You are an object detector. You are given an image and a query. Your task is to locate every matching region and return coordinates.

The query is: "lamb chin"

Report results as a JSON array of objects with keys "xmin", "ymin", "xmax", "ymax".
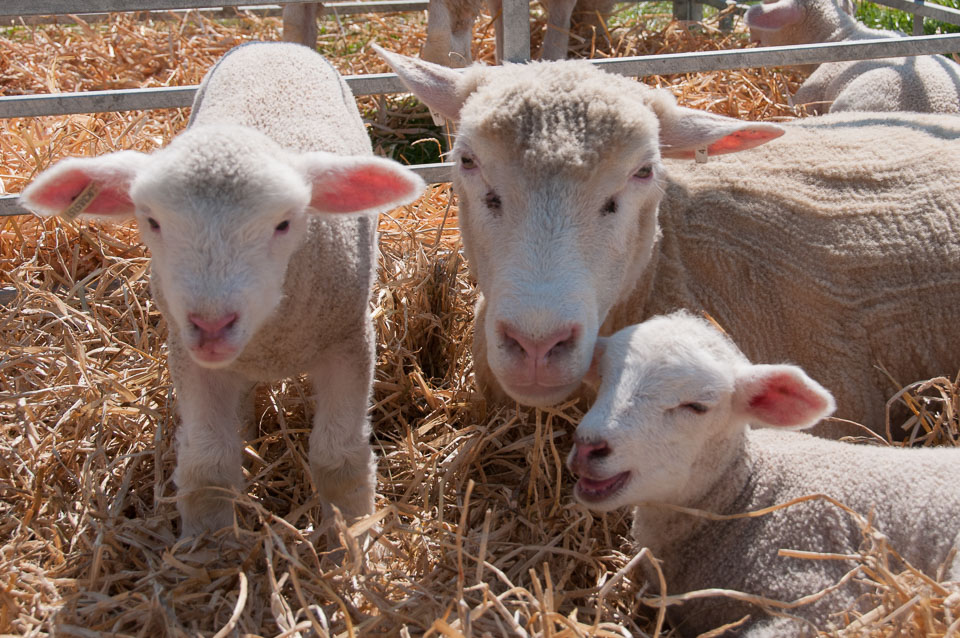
[
  {"xmin": 504, "ymin": 379, "xmax": 582, "ymax": 408},
  {"xmin": 575, "ymin": 471, "xmax": 631, "ymax": 508}
]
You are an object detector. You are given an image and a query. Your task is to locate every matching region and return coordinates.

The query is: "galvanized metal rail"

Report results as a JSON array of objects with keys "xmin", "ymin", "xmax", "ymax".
[
  {"xmin": 0, "ymin": 1, "xmax": 431, "ymax": 23},
  {"xmin": 4, "ymin": 33, "xmax": 960, "ymax": 120},
  {"xmin": 4, "ymin": 0, "xmax": 319, "ymax": 16}
]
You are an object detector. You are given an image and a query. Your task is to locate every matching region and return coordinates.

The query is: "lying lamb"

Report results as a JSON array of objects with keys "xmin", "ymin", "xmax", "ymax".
[
  {"xmin": 21, "ymin": 42, "xmax": 425, "ymax": 536},
  {"xmin": 745, "ymin": 0, "xmax": 960, "ymax": 113},
  {"xmin": 568, "ymin": 312, "xmax": 960, "ymax": 636},
  {"xmin": 421, "ymin": 0, "xmax": 614, "ymax": 68},
  {"xmin": 378, "ymin": 48, "xmax": 960, "ymax": 436}
]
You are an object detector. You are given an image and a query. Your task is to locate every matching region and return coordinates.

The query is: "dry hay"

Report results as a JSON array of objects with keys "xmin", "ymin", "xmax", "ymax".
[{"xmin": 1, "ymin": 8, "xmax": 958, "ymax": 638}]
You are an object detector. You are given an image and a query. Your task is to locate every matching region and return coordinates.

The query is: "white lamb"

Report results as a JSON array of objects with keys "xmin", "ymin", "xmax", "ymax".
[
  {"xmin": 21, "ymin": 42, "xmax": 425, "ymax": 536},
  {"xmin": 378, "ymin": 48, "xmax": 960, "ymax": 436},
  {"xmin": 745, "ymin": 0, "xmax": 960, "ymax": 113},
  {"xmin": 568, "ymin": 311, "xmax": 960, "ymax": 636}
]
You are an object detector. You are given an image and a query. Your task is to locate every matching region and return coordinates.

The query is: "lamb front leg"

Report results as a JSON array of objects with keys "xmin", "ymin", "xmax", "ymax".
[
  {"xmin": 308, "ymin": 336, "xmax": 377, "ymax": 527},
  {"xmin": 172, "ymin": 356, "xmax": 249, "ymax": 537},
  {"xmin": 542, "ymin": 0, "xmax": 577, "ymax": 60}
]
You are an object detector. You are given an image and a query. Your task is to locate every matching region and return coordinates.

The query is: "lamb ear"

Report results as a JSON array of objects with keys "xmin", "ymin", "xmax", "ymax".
[
  {"xmin": 655, "ymin": 102, "xmax": 785, "ymax": 159},
  {"xmin": 373, "ymin": 44, "xmax": 470, "ymax": 122},
  {"xmin": 733, "ymin": 364, "xmax": 836, "ymax": 429},
  {"xmin": 744, "ymin": 0, "xmax": 803, "ymax": 31},
  {"xmin": 301, "ymin": 152, "xmax": 426, "ymax": 215},
  {"xmin": 20, "ymin": 151, "xmax": 150, "ymax": 220}
]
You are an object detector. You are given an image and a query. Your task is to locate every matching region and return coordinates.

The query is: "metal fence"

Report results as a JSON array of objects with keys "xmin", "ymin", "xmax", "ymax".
[{"xmin": 3, "ymin": 0, "xmax": 960, "ymax": 215}]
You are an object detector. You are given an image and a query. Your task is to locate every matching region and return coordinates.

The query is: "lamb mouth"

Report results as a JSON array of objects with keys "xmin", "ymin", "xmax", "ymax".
[{"xmin": 576, "ymin": 471, "xmax": 630, "ymax": 503}]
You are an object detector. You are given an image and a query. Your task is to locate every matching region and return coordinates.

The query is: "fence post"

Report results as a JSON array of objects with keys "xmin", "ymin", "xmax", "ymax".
[
  {"xmin": 914, "ymin": 0, "xmax": 925, "ymax": 34},
  {"xmin": 673, "ymin": 0, "xmax": 703, "ymax": 22},
  {"xmin": 501, "ymin": 0, "xmax": 531, "ymax": 62}
]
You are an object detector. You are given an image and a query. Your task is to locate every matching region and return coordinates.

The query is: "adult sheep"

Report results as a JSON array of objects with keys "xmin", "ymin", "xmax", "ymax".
[
  {"xmin": 421, "ymin": 0, "xmax": 615, "ymax": 68},
  {"xmin": 567, "ymin": 311, "xmax": 960, "ymax": 636},
  {"xmin": 21, "ymin": 43, "xmax": 425, "ymax": 537},
  {"xmin": 745, "ymin": 0, "xmax": 960, "ymax": 113},
  {"xmin": 377, "ymin": 48, "xmax": 960, "ymax": 436}
]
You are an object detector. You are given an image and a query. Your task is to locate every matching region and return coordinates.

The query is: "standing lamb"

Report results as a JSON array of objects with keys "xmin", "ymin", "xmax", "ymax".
[
  {"xmin": 377, "ymin": 48, "xmax": 960, "ymax": 435},
  {"xmin": 421, "ymin": 0, "xmax": 615, "ymax": 68},
  {"xmin": 567, "ymin": 311, "xmax": 960, "ymax": 636},
  {"xmin": 21, "ymin": 43, "xmax": 425, "ymax": 537},
  {"xmin": 745, "ymin": 0, "xmax": 960, "ymax": 113}
]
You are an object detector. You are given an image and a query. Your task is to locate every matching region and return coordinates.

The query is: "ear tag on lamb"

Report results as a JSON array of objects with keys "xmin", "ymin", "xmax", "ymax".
[
  {"xmin": 695, "ymin": 147, "xmax": 709, "ymax": 164},
  {"xmin": 59, "ymin": 181, "xmax": 101, "ymax": 221}
]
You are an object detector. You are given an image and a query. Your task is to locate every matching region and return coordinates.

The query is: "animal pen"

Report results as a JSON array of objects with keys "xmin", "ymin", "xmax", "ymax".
[{"xmin": 2, "ymin": 1, "xmax": 960, "ymax": 636}]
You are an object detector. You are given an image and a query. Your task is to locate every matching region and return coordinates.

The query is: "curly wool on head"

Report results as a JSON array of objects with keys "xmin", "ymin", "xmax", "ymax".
[{"xmin": 459, "ymin": 61, "xmax": 661, "ymax": 175}]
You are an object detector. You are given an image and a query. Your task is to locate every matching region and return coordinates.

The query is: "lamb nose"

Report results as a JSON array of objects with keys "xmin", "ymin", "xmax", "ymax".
[
  {"xmin": 574, "ymin": 439, "xmax": 611, "ymax": 466},
  {"xmin": 188, "ymin": 313, "xmax": 238, "ymax": 338},
  {"xmin": 502, "ymin": 324, "xmax": 579, "ymax": 361}
]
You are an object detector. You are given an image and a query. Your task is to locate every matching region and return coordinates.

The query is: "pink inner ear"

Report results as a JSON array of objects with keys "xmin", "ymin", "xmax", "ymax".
[
  {"xmin": 311, "ymin": 165, "xmax": 416, "ymax": 213},
  {"xmin": 27, "ymin": 168, "xmax": 134, "ymax": 216},
  {"xmin": 747, "ymin": 372, "xmax": 829, "ymax": 427},
  {"xmin": 707, "ymin": 128, "xmax": 785, "ymax": 155}
]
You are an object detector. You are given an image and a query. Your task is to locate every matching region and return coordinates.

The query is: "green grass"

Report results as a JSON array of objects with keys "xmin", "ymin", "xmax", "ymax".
[{"xmin": 857, "ymin": 0, "xmax": 960, "ymax": 33}]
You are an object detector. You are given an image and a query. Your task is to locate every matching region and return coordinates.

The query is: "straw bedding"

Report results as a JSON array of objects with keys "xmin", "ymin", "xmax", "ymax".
[{"xmin": 1, "ymin": 8, "xmax": 958, "ymax": 637}]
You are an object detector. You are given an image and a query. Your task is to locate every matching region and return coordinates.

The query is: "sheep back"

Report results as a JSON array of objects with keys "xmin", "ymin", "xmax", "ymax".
[{"xmin": 614, "ymin": 111, "xmax": 960, "ymax": 433}]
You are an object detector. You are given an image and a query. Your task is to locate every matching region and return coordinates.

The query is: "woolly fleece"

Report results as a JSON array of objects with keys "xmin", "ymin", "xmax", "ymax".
[{"xmin": 610, "ymin": 111, "xmax": 960, "ymax": 435}]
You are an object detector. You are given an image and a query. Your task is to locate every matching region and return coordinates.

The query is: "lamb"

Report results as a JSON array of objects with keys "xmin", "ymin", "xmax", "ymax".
[
  {"xmin": 20, "ymin": 42, "xmax": 425, "ymax": 537},
  {"xmin": 745, "ymin": 0, "xmax": 960, "ymax": 113},
  {"xmin": 567, "ymin": 311, "xmax": 960, "ymax": 636},
  {"xmin": 377, "ymin": 48, "xmax": 960, "ymax": 436},
  {"xmin": 421, "ymin": 0, "xmax": 615, "ymax": 68}
]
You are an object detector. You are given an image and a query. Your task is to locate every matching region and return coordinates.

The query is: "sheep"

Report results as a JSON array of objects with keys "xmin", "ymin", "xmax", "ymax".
[
  {"xmin": 20, "ymin": 42, "xmax": 425, "ymax": 537},
  {"xmin": 421, "ymin": 0, "xmax": 615, "ymax": 68},
  {"xmin": 376, "ymin": 48, "xmax": 960, "ymax": 436},
  {"xmin": 567, "ymin": 311, "xmax": 960, "ymax": 636},
  {"xmin": 745, "ymin": 0, "xmax": 960, "ymax": 114}
]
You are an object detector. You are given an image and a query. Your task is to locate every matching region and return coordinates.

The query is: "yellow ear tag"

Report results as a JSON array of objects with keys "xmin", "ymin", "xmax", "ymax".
[
  {"xmin": 60, "ymin": 181, "xmax": 101, "ymax": 221},
  {"xmin": 695, "ymin": 147, "xmax": 708, "ymax": 164}
]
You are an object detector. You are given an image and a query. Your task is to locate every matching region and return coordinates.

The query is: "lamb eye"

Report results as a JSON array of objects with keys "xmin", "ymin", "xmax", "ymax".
[
  {"xmin": 147, "ymin": 217, "xmax": 160, "ymax": 231},
  {"xmin": 682, "ymin": 402, "xmax": 709, "ymax": 414},
  {"xmin": 275, "ymin": 220, "xmax": 290, "ymax": 233},
  {"xmin": 484, "ymin": 190, "xmax": 502, "ymax": 215},
  {"xmin": 601, "ymin": 197, "xmax": 617, "ymax": 216},
  {"xmin": 634, "ymin": 165, "xmax": 653, "ymax": 180},
  {"xmin": 460, "ymin": 155, "xmax": 477, "ymax": 170}
]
